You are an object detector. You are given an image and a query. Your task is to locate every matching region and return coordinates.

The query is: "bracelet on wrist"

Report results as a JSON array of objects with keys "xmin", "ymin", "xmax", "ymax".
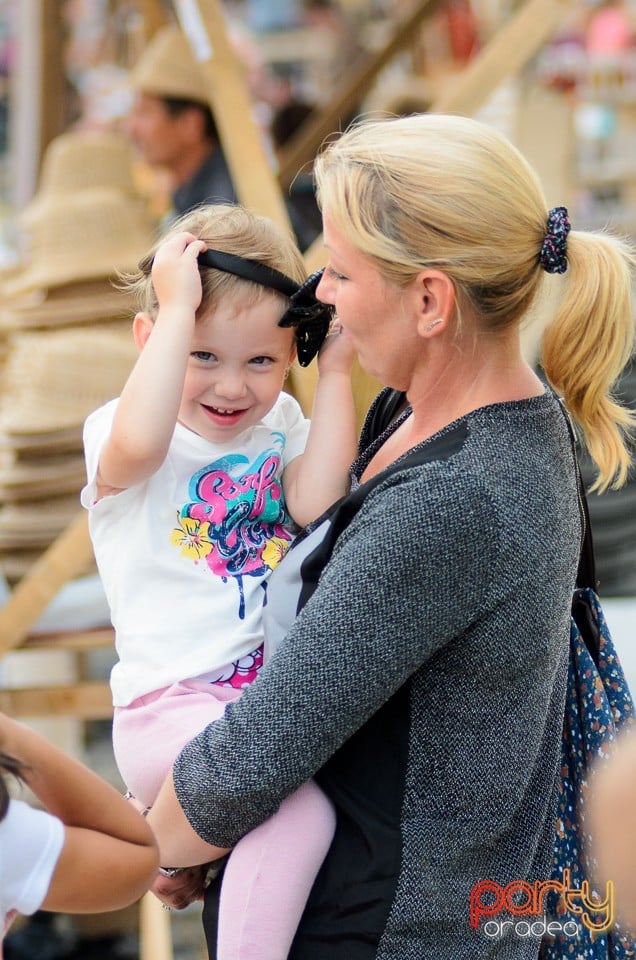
[{"xmin": 124, "ymin": 790, "xmax": 151, "ymax": 817}]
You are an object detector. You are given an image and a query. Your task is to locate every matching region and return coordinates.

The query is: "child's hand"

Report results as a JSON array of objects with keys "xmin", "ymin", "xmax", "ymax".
[
  {"xmin": 316, "ymin": 320, "xmax": 356, "ymax": 377},
  {"xmin": 151, "ymin": 232, "xmax": 206, "ymax": 316}
]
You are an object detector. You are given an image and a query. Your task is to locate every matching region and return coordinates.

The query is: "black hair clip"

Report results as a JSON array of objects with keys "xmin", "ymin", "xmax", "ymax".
[{"xmin": 278, "ymin": 270, "xmax": 334, "ymax": 367}]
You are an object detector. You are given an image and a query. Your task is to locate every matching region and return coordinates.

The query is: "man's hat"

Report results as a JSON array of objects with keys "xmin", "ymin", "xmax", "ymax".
[{"xmin": 128, "ymin": 26, "xmax": 210, "ymax": 105}]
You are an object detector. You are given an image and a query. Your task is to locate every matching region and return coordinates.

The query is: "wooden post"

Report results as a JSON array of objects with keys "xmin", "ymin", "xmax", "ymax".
[
  {"xmin": 9, "ymin": 1, "xmax": 42, "ymax": 206},
  {"xmin": 173, "ymin": 0, "xmax": 292, "ymax": 233},
  {"xmin": 431, "ymin": 0, "xmax": 579, "ymax": 116},
  {"xmin": 277, "ymin": 0, "xmax": 436, "ymax": 191},
  {"xmin": 0, "ymin": 513, "xmax": 94, "ymax": 657},
  {"xmin": 139, "ymin": 892, "xmax": 174, "ymax": 960},
  {"xmin": 40, "ymin": 0, "xmax": 71, "ymax": 160},
  {"xmin": 135, "ymin": 0, "xmax": 170, "ymax": 40}
]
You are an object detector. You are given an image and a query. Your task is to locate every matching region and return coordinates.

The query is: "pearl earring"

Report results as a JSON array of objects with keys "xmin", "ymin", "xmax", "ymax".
[{"xmin": 426, "ymin": 318, "xmax": 443, "ymax": 333}]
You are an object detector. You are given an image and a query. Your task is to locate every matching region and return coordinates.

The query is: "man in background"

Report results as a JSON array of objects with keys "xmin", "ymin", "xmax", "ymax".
[
  {"xmin": 126, "ymin": 26, "xmax": 236, "ymax": 224},
  {"xmin": 125, "ymin": 25, "xmax": 319, "ymax": 250}
]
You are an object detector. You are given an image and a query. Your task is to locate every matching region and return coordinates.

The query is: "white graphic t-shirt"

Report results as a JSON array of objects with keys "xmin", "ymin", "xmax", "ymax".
[{"xmin": 82, "ymin": 392, "xmax": 310, "ymax": 705}]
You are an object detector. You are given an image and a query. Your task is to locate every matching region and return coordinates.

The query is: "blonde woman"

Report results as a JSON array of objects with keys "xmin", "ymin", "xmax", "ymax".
[{"xmin": 146, "ymin": 114, "xmax": 635, "ymax": 960}]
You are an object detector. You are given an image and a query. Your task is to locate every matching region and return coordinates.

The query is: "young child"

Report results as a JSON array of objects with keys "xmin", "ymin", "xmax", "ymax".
[
  {"xmin": 81, "ymin": 203, "xmax": 357, "ymax": 959},
  {"xmin": 0, "ymin": 712, "xmax": 158, "ymax": 948}
]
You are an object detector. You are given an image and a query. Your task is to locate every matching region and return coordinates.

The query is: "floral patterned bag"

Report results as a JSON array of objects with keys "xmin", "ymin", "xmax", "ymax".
[{"xmin": 541, "ymin": 414, "xmax": 635, "ymax": 959}]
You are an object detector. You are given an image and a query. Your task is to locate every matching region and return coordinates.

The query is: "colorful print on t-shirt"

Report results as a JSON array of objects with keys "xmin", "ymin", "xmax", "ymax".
[{"xmin": 170, "ymin": 441, "xmax": 293, "ymax": 617}]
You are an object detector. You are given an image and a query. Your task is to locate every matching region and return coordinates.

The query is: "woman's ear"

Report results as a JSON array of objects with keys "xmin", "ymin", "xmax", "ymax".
[
  {"xmin": 412, "ymin": 270, "xmax": 456, "ymax": 338},
  {"xmin": 132, "ymin": 312, "xmax": 154, "ymax": 351}
]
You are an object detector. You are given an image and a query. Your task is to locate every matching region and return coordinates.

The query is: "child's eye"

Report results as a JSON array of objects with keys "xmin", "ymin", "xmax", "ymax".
[
  {"xmin": 192, "ymin": 351, "xmax": 216, "ymax": 362},
  {"xmin": 249, "ymin": 356, "xmax": 274, "ymax": 366}
]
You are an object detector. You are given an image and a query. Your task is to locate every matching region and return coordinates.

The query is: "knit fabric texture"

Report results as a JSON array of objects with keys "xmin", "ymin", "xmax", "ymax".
[{"xmin": 174, "ymin": 391, "xmax": 581, "ymax": 959}]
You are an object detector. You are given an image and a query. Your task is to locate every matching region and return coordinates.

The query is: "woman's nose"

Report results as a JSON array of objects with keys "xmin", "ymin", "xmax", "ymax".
[{"xmin": 315, "ymin": 269, "xmax": 334, "ymax": 305}]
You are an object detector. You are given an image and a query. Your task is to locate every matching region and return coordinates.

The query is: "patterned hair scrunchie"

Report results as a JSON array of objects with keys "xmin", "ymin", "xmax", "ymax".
[{"xmin": 539, "ymin": 206, "xmax": 570, "ymax": 274}]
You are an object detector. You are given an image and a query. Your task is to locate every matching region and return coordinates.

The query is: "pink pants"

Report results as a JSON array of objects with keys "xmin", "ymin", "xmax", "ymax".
[{"xmin": 113, "ymin": 681, "xmax": 335, "ymax": 960}]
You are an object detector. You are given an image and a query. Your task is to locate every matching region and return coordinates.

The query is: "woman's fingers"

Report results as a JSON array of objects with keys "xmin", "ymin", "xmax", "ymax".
[{"xmin": 151, "ymin": 866, "xmax": 207, "ymax": 909}]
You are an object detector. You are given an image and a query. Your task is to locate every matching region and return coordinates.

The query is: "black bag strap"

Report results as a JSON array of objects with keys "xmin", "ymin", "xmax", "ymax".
[{"xmin": 555, "ymin": 397, "xmax": 598, "ymax": 592}]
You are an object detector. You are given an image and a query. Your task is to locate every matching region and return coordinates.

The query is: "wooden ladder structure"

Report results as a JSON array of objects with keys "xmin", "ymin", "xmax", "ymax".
[{"xmin": 0, "ymin": 0, "xmax": 578, "ymax": 957}]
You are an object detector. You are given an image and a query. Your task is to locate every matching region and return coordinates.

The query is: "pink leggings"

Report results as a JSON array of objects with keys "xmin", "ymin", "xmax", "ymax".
[{"xmin": 113, "ymin": 681, "xmax": 336, "ymax": 960}]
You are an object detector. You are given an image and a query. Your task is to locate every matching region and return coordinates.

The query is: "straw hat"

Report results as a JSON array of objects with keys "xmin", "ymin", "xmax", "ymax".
[
  {"xmin": 0, "ymin": 495, "xmax": 82, "ymax": 547},
  {"xmin": 1, "ymin": 425, "xmax": 84, "ymax": 458},
  {"xmin": 0, "ymin": 280, "xmax": 136, "ymax": 332},
  {"xmin": 0, "ymin": 453, "xmax": 87, "ymax": 501},
  {"xmin": 1, "ymin": 549, "xmax": 54, "ymax": 581},
  {"xmin": 21, "ymin": 129, "xmax": 141, "ymax": 225},
  {"xmin": 0, "ymin": 326, "xmax": 136, "ymax": 435},
  {"xmin": 129, "ymin": 26, "xmax": 210, "ymax": 104},
  {"xmin": 4, "ymin": 187, "xmax": 154, "ymax": 296},
  {"xmin": 0, "ymin": 546, "xmax": 96, "ymax": 583}
]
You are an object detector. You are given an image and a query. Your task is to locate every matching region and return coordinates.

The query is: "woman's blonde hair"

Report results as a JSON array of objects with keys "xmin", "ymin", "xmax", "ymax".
[
  {"xmin": 122, "ymin": 203, "xmax": 306, "ymax": 318},
  {"xmin": 314, "ymin": 113, "xmax": 636, "ymax": 490}
]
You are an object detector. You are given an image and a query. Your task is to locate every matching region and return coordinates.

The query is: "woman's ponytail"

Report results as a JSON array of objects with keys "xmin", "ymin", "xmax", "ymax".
[{"xmin": 541, "ymin": 229, "xmax": 636, "ymax": 491}]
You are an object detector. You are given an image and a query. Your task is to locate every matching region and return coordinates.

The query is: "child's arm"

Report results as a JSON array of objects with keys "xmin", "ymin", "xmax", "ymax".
[
  {"xmin": 95, "ymin": 232, "xmax": 205, "ymax": 498},
  {"xmin": 283, "ymin": 324, "xmax": 357, "ymax": 527},
  {"xmin": 0, "ymin": 712, "xmax": 159, "ymax": 913}
]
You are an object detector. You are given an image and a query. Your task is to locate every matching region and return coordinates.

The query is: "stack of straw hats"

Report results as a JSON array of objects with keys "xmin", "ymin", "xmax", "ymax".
[
  {"xmin": 0, "ymin": 128, "xmax": 153, "ymax": 581},
  {"xmin": 0, "ymin": 330, "xmax": 136, "ymax": 573},
  {"xmin": 0, "ymin": 128, "xmax": 154, "ymax": 329}
]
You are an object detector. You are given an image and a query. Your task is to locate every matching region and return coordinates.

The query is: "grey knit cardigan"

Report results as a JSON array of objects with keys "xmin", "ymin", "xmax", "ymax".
[{"xmin": 174, "ymin": 391, "xmax": 581, "ymax": 959}]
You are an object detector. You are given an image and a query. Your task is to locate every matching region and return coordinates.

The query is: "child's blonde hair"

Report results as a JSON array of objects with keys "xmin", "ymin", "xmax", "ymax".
[
  {"xmin": 124, "ymin": 203, "xmax": 306, "ymax": 318},
  {"xmin": 314, "ymin": 113, "xmax": 636, "ymax": 491}
]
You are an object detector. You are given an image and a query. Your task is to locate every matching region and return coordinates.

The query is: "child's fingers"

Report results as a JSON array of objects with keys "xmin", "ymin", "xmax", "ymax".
[
  {"xmin": 183, "ymin": 236, "xmax": 208, "ymax": 261},
  {"xmin": 153, "ymin": 232, "xmax": 204, "ymax": 267}
]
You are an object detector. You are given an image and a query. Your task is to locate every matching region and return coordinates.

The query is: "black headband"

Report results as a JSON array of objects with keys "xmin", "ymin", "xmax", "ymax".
[
  {"xmin": 197, "ymin": 249, "xmax": 299, "ymax": 297},
  {"xmin": 197, "ymin": 248, "xmax": 334, "ymax": 367}
]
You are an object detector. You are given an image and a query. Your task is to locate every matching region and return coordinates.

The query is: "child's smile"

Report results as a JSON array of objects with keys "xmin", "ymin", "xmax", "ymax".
[{"xmin": 178, "ymin": 293, "xmax": 296, "ymax": 444}]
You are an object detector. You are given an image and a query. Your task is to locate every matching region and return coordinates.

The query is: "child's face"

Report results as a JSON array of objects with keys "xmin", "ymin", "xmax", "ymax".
[{"xmin": 178, "ymin": 293, "xmax": 297, "ymax": 444}]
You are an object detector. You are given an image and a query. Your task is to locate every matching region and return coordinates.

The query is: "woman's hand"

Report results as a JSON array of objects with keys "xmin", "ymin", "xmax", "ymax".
[
  {"xmin": 151, "ymin": 865, "xmax": 208, "ymax": 910},
  {"xmin": 316, "ymin": 320, "xmax": 356, "ymax": 377}
]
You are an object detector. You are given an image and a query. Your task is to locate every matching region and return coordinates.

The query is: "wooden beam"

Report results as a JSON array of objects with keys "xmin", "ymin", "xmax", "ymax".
[
  {"xmin": 173, "ymin": 0, "xmax": 292, "ymax": 233},
  {"xmin": 135, "ymin": 0, "xmax": 169, "ymax": 40},
  {"xmin": 21, "ymin": 628, "xmax": 114, "ymax": 653},
  {"xmin": 431, "ymin": 0, "xmax": 579, "ymax": 116},
  {"xmin": 0, "ymin": 681, "xmax": 113, "ymax": 719},
  {"xmin": 0, "ymin": 512, "xmax": 94, "ymax": 657},
  {"xmin": 277, "ymin": 0, "xmax": 436, "ymax": 190},
  {"xmin": 139, "ymin": 892, "xmax": 174, "ymax": 960},
  {"xmin": 39, "ymin": 0, "xmax": 69, "ymax": 162}
]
